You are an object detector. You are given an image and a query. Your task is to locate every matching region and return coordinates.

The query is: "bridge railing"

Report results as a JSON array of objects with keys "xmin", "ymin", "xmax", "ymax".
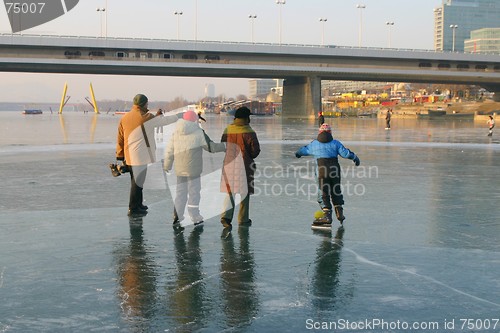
[{"xmin": 0, "ymin": 32, "xmax": 445, "ymax": 54}]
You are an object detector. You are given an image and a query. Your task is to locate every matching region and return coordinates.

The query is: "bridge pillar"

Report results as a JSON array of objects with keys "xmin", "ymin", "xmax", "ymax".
[{"xmin": 282, "ymin": 76, "xmax": 321, "ymax": 118}]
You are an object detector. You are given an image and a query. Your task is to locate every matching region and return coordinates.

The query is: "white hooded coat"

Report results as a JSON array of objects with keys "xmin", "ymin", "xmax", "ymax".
[{"xmin": 164, "ymin": 119, "xmax": 225, "ymax": 177}]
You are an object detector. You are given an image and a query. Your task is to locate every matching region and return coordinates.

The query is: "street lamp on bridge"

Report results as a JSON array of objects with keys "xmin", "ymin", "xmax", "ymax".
[
  {"xmin": 96, "ymin": 7, "xmax": 105, "ymax": 38},
  {"xmin": 174, "ymin": 11, "xmax": 183, "ymax": 40},
  {"xmin": 319, "ymin": 18, "xmax": 327, "ymax": 46},
  {"xmin": 450, "ymin": 24, "xmax": 458, "ymax": 52},
  {"xmin": 276, "ymin": 0, "xmax": 286, "ymax": 45},
  {"xmin": 386, "ymin": 21, "xmax": 394, "ymax": 48},
  {"xmin": 356, "ymin": 4, "xmax": 366, "ymax": 47},
  {"xmin": 194, "ymin": 0, "xmax": 198, "ymax": 41},
  {"xmin": 249, "ymin": 15, "xmax": 257, "ymax": 43}
]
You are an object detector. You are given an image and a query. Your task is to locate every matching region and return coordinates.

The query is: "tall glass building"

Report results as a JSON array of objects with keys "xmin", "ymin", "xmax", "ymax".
[
  {"xmin": 464, "ymin": 28, "xmax": 500, "ymax": 54},
  {"xmin": 248, "ymin": 79, "xmax": 283, "ymax": 100},
  {"xmin": 434, "ymin": 0, "xmax": 500, "ymax": 52}
]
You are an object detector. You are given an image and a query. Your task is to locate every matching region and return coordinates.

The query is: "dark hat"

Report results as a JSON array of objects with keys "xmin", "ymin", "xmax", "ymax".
[
  {"xmin": 133, "ymin": 94, "xmax": 148, "ymax": 107},
  {"xmin": 234, "ymin": 106, "xmax": 252, "ymax": 119}
]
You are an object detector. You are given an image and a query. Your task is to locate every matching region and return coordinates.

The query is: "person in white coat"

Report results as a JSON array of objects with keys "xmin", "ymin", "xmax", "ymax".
[{"xmin": 164, "ymin": 111, "xmax": 225, "ymax": 225}]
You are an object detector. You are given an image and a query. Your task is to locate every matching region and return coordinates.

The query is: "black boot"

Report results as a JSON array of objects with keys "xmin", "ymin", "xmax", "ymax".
[
  {"xmin": 334, "ymin": 205, "xmax": 345, "ymax": 224},
  {"xmin": 173, "ymin": 210, "xmax": 183, "ymax": 225}
]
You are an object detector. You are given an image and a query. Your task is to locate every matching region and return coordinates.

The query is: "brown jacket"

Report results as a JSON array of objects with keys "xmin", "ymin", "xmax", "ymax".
[
  {"xmin": 220, "ymin": 118, "xmax": 260, "ymax": 195},
  {"xmin": 116, "ymin": 105, "xmax": 177, "ymax": 165}
]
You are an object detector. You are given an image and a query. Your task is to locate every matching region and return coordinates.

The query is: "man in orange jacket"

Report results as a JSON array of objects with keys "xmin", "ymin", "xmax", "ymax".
[{"xmin": 116, "ymin": 94, "xmax": 180, "ymax": 217}]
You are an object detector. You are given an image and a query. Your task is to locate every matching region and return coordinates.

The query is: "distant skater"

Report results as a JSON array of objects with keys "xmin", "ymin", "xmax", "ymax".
[
  {"xmin": 385, "ymin": 109, "xmax": 392, "ymax": 130},
  {"xmin": 198, "ymin": 111, "xmax": 206, "ymax": 123},
  {"xmin": 487, "ymin": 115, "xmax": 495, "ymax": 136},
  {"xmin": 318, "ymin": 111, "xmax": 325, "ymax": 128}
]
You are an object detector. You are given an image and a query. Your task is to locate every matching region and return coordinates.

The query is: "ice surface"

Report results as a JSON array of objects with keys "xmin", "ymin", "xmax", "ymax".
[{"xmin": 1, "ymin": 112, "xmax": 499, "ymax": 332}]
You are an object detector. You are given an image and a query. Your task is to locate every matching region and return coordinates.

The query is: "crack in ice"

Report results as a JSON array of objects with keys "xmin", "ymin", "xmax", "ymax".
[
  {"xmin": 177, "ymin": 271, "xmax": 235, "ymax": 293},
  {"xmin": 0, "ymin": 267, "xmax": 5, "ymax": 288},
  {"xmin": 345, "ymin": 248, "xmax": 500, "ymax": 308}
]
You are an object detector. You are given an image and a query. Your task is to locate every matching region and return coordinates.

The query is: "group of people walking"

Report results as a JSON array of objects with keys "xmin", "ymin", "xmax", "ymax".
[
  {"xmin": 115, "ymin": 94, "xmax": 260, "ymax": 229},
  {"xmin": 115, "ymin": 94, "xmax": 361, "ymax": 230}
]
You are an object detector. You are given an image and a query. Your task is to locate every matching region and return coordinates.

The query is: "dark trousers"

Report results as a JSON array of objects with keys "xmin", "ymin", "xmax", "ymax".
[
  {"xmin": 129, "ymin": 165, "xmax": 147, "ymax": 211},
  {"xmin": 317, "ymin": 158, "xmax": 344, "ymax": 210},
  {"xmin": 221, "ymin": 193, "xmax": 250, "ymax": 224},
  {"xmin": 319, "ymin": 175, "xmax": 344, "ymax": 210},
  {"xmin": 174, "ymin": 176, "xmax": 202, "ymax": 220}
]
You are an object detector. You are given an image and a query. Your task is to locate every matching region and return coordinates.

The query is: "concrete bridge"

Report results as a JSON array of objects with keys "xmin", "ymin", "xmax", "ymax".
[{"xmin": 1, "ymin": 34, "xmax": 500, "ymax": 118}]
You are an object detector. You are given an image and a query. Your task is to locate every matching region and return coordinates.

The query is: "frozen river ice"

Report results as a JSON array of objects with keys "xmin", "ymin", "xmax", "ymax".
[{"xmin": 1, "ymin": 111, "xmax": 500, "ymax": 332}]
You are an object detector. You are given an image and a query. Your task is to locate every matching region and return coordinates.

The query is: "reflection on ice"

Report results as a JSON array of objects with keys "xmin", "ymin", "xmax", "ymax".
[
  {"xmin": 219, "ymin": 227, "xmax": 259, "ymax": 330},
  {"xmin": 114, "ymin": 222, "xmax": 158, "ymax": 330},
  {"xmin": 168, "ymin": 225, "xmax": 208, "ymax": 332},
  {"xmin": 309, "ymin": 227, "xmax": 348, "ymax": 314}
]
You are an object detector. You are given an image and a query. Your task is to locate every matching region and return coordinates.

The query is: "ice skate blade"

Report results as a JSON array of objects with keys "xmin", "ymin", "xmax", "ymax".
[{"xmin": 311, "ymin": 223, "xmax": 332, "ymax": 231}]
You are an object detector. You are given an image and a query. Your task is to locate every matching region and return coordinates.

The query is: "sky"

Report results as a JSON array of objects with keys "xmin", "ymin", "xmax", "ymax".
[{"xmin": 0, "ymin": 0, "xmax": 442, "ymax": 103}]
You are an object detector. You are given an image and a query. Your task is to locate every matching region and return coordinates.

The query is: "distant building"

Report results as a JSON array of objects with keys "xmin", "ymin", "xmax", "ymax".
[
  {"xmin": 204, "ymin": 83, "xmax": 215, "ymax": 98},
  {"xmin": 464, "ymin": 28, "xmax": 500, "ymax": 54},
  {"xmin": 322, "ymin": 80, "xmax": 389, "ymax": 95},
  {"xmin": 434, "ymin": 0, "xmax": 500, "ymax": 52},
  {"xmin": 249, "ymin": 79, "xmax": 283, "ymax": 100}
]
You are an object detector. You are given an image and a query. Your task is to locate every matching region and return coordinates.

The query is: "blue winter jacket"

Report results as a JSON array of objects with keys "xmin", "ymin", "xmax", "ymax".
[{"xmin": 296, "ymin": 133, "xmax": 357, "ymax": 160}]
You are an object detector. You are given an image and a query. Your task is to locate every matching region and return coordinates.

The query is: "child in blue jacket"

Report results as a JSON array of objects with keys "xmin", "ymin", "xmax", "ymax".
[{"xmin": 295, "ymin": 124, "xmax": 360, "ymax": 225}]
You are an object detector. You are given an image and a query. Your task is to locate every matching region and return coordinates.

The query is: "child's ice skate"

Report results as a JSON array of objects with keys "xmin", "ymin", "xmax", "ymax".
[
  {"xmin": 312, "ymin": 209, "xmax": 332, "ymax": 231},
  {"xmin": 334, "ymin": 205, "xmax": 345, "ymax": 224}
]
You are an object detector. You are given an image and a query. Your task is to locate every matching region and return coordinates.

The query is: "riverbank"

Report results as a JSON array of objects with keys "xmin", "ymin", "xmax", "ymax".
[{"xmin": 376, "ymin": 100, "xmax": 500, "ymax": 120}]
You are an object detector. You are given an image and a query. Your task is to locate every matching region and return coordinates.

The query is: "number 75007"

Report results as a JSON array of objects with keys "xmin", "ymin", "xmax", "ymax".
[{"xmin": 6, "ymin": 2, "xmax": 46, "ymax": 14}]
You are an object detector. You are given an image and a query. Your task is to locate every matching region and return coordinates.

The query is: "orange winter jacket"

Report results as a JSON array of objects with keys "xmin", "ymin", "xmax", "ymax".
[
  {"xmin": 116, "ymin": 105, "xmax": 178, "ymax": 165},
  {"xmin": 220, "ymin": 118, "xmax": 260, "ymax": 195}
]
